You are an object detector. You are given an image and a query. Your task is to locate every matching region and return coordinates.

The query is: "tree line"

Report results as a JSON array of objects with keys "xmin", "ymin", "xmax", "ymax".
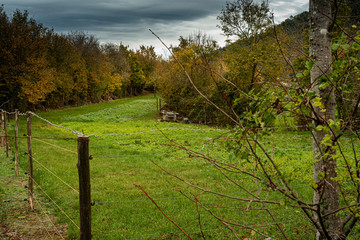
[{"xmin": 0, "ymin": 5, "xmax": 158, "ymax": 111}]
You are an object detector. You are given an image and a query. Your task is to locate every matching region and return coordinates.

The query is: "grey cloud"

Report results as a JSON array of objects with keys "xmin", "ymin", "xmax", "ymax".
[
  {"xmin": 2, "ymin": 0, "xmax": 308, "ymax": 54},
  {"xmin": 4, "ymin": 0, "xmax": 222, "ymax": 28}
]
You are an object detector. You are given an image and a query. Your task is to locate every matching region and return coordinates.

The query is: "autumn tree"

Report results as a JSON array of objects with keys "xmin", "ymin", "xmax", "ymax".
[
  {"xmin": 46, "ymin": 33, "xmax": 88, "ymax": 107},
  {"xmin": 67, "ymin": 31, "xmax": 123, "ymax": 102},
  {"xmin": 128, "ymin": 53, "xmax": 146, "ymax": 96},
  {"xmin": 217, "ymin": 0, "xmax": 273, "ymax": 92},
  {"xmin": 156, "ymin": 32, "xmax": 224, "ymax": 123},
  {"xmin": 135, "ymin": 45, "xmax": 158, "ymax": 91},
  {"xmin": 102, "ymin": 43, "xmax": 132, "ymax": 98},
  {"xmin": 0, "ymin": 6, "xmax": 55, "ymax": 110}
]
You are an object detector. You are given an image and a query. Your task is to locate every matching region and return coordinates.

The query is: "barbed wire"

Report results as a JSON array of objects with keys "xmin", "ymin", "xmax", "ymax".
[
  {"xmin": 0, "ymin": 109, "xmax": 27, "ymax": 116},
  {"xmin": 27, "ymin": 111, "xmax": 84, "ymax": 136}
]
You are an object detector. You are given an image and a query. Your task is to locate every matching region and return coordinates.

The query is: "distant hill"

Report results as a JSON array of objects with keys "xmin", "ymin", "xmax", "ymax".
[
  {"xmin": 278, "ymin": 0, "xmax": 360, "ymax": 35},
  {"xmin": 278, "ymin": 11, "xmax": 309, "ymax": 34}
]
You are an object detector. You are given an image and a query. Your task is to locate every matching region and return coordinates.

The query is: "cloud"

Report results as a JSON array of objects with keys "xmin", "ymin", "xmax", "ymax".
[
  {"xmin": 3, "ymin": 0, "xmax": 222, "ymax": 28},
  {"xmin": 1, "ymin": 0, "xmax": 308, "ymax": 54},
  {"xmin": 270, "ymin": 0, "xmax": 309, "ymax": 23}
]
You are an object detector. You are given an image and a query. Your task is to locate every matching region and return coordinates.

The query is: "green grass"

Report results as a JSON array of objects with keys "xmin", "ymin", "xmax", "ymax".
[{"xmin": 2, "ymin": 94, "xmax": 359, "ymax": 239}]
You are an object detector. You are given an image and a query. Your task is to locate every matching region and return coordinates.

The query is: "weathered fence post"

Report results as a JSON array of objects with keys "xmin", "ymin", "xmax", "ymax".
[
  {"xmin": 4, "ymin": 111, "xmax": 9, "ymax": 157},
  {"xmin": 27, "ymin": 112, "xmax": 34, "ymax": 211},
  {"xmin": 77, "ymin": 135, "xmax": 91, "ymax": 240},
  {"xmin": 15, "ymin": 109, "xmax": 19, "ymax": 176}
]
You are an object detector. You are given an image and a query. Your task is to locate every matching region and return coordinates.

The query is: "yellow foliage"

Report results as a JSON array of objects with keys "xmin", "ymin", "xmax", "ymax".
[{"xmin": 20, "ymin": 56, "xmax": 56, "ymax": 104}]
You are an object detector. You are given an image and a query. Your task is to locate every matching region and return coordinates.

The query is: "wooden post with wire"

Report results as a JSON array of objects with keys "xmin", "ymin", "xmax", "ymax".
[
  {"xmin": 4, "ymin": 111, "xmax": 9, "ymax": 157},
  {"xmin": 77, "ymin": 135, "xmax": 91, "ymax": 240},
  {"xmin": 14, "ymin": 109, "xmax": 19, "ymax": 176},
  {"xmin": 27, "ymin": 112, "xmax": 34, "ymax": 211}
]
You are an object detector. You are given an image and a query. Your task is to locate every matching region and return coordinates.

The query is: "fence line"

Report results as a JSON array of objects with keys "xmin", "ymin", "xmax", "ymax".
[
  {"xmin": 0, "ymin": 109, "xmax": 82, "ymax": 236},
  {"xmin": 32, "ymin": 177, "xmax": 80, "ymax": 230},
  {"xmin": 28, "ymin": 111, "xmax": 84, "ymax": 136},
  {"xmin": 31, "ymin": 155, "xmax": 79, "ymax": 194},
  {"xmin": 33, "ymin": 197, "xmax": 66, "ymax": 240},
  {"xmin": 7, "ymin": 135, "xmax": 77, "ymax": 141},
  {"xmin": 33, "ymin": 138, "xmax": 77, "ymax": 155}
]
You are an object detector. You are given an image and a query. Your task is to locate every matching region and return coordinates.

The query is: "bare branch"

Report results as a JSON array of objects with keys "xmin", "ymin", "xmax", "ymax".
[{"xmin": 134, "ymin": 184, "xmax": 194, "ymax": 240}]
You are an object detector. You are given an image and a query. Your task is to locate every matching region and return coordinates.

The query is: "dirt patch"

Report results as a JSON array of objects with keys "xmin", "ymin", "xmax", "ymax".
[{"xmin": 0, "ymin": 157, "xmax": 67, "ymax": 239}]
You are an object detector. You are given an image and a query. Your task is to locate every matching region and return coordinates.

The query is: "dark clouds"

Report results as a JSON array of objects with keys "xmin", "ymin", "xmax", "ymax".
[{"xmin": 1, "ymin": 0, "xmax": 308, "ymax": 55}]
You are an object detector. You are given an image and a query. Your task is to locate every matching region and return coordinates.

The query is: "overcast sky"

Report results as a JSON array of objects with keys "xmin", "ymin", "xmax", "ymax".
[{"xmin": 1, "ymin": 0, "xmax": 309, "ymax": 56}]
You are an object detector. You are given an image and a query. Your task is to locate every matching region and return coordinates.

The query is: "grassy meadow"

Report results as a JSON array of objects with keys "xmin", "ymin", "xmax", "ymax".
[{"xmin": 2, "ymin": 94, "xmax": 359, "ymax": 239}]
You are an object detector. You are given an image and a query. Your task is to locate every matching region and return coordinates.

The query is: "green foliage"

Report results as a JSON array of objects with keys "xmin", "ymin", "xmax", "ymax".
[
  {"xmin": 157, "ymin": 32, "xmax": 225, "ymax": 124},
  {"xmin": 217, "ymin": 0, "xmax": 272, "ymax": 41},
  {"xmin": 331, "ymin": 29, "xmax": 360, "ymax": 124},
  {"xmin": 128, "ymin": 54, "xmax": 146, "ymax": 95}
]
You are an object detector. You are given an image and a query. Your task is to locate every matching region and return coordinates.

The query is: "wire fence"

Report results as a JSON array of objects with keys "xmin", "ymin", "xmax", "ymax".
[{"xmin": 0, "ymin": 107, "xmax": 359, "ymax": 239}]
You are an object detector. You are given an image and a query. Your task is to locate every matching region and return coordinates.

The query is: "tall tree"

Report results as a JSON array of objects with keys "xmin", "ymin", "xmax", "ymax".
[
  {"xmin": 128, "ymin": 53, "xmax": 145, "ymax": 96},
  {"xmin": 217, "ymin": 0, "xmax": 272, "ymax": 41},
  {"xmin": 46, "ymin": 33, "xmax": 88, "ymax": 106},
  {"xmin": 309, "ymin": 1, "xmax": 342, "ymax": 239},
  {"xmin": 135, "ymin": 45, "xmax": 157, "ymax": 91},
  {"xmin": 217, "ymin": 0, "xmax": 273, "ymax": 92},
  {"xmin": 0, "ymin": 6, "xmax": 55, "ymax": 110}
]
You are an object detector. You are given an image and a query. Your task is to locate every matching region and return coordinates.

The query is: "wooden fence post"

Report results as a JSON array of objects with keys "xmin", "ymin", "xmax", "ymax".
[
  {"xmin": 4, "ymin": 111, "xmax": 9, "ymax": 157},
  {"xmin": 27, "ymin": 112, "xmax": 34, "ymax": 211},
  {"xmin": 77, "ymin": 135, "xmax": 91, "ymax": 240},
  {"xmin": 15, "ymin": 109, "xmax": 19, "ymax": 176}
]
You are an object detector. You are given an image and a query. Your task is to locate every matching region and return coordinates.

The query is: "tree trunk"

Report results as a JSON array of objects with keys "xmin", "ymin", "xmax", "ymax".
[{"xmin": 309, "ymin": 0, "xmax": 342, "ymax": 239}]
